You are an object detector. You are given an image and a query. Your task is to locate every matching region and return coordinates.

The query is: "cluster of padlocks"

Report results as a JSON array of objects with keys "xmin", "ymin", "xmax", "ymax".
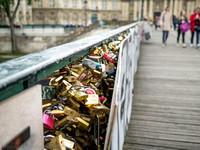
[{"xmin": 41, "ymin": 31, "xmax": 129, "ymax": 150}]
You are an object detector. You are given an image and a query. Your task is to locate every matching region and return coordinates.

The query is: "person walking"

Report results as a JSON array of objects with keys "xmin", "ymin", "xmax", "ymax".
[
  {"xmin": 177, "ymin": 10, "xmax": 188, "ymax": 48},
  {"xmin": 189, "ymin": 7, "xmax": 200, "ymax": 48},
  {"xmin": 173, "ymin": 15, "xmax": 177, "ymax": 30},
  {"xmin": 160, "ymin": 6, "xmax": 172, "ymax": 47},
  {"xmin": 154, "ymin": 16, "xmax": 159, "ymax": 30}
]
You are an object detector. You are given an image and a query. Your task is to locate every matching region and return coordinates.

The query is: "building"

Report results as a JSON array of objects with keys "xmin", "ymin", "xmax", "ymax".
[
  {"xmin": 31, "ymin": 0, "xmax": 122, "ymax": 25},
  {"xmin": 0, "ymin": 0, "xmax": 32, "ymax": 25},
  {"xmin": 0, "ymin": 0, "xmax": 200, "ymax": 26}
]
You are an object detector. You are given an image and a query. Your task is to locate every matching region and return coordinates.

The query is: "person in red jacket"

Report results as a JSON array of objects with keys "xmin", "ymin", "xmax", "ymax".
[{"xmin": 190, "ymin": 7, "xmax": 200, "ymax": 48}]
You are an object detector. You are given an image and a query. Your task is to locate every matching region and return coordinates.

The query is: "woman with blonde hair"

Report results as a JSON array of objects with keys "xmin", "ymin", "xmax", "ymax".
[
  {"xmin": 177, "ymin": 10, "xmax": 188, "ymax": 48},
  {"xmin": 160, "ymin": 6, "xmax": 172, "ymax": 47}
]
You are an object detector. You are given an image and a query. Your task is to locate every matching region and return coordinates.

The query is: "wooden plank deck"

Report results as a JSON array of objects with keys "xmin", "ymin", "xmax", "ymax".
[{"xmin": 123, "ymin": 29, "xmax": 200, "ymax": 150}]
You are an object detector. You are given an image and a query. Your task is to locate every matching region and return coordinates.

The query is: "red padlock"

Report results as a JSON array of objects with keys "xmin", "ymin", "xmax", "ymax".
[
  {"xmin": 101, "ymin": 51, "xmax": 114, "ymax": 63},
  {"xmin": 42, "ymin": 113, "xmax": 55, "ymax": 129}
]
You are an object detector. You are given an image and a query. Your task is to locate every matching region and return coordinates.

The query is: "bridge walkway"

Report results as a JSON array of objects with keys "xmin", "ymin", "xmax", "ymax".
[{"xmin": 123, "ymin": 29, "xmax": 200, "ymax": 150}]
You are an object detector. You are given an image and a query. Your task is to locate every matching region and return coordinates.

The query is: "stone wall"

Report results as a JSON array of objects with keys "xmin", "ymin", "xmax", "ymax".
[{"xmin": 0, "ymin": 22, "xmax": 99, "ymax": 53}]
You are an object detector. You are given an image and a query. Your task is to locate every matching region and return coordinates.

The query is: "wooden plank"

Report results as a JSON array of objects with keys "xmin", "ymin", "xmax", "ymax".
[
  {"xmin": 133, "ymin": 94, "xmax": 200, "ymax": 108},
  {"xmin": 127, "ymin": 120, "xmax": 200, "ymax": 132},
  {"xmin": 134, "ymin": 91, "xmax": 200, "ymax": 102},
  {"xmin": 132, "ymin": 103, "xmax": 200, "ymax": 112},
  {"xmin": 123, "ymin": 143, "xmax": 179, "ymax": 150},
  {"xmin": 131, "ymin": 110, "xmax": 200, "ymax": 121},
  {"xmin": 125, "ymin": 130, "xmax": 200, "ymax": 143},
  {"xmin": 127, "ymin": 124, "xmax": 200, "ymax": 137},
  {"xmin": 130, "ymin": 114, "xmax": 200, "ymax": 126},
  {"xmin": 124, "ymin": 136, "xmax": 200, "ymax": 150}
]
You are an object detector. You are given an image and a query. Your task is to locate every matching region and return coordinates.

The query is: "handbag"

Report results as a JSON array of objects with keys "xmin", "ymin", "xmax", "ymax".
[
  {"xmin": 195, "ymin": 25, "xmax": 200, "ymax": 31},
  {"xmin": 180, "ymin": 22, "xmax": 191, "ymax": 33},
  {"xmin": 145, "ymin": 32, "xmax": 151, "ymax": 40}
]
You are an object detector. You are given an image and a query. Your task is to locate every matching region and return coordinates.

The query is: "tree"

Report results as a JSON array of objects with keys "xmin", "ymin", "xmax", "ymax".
[{"xmin": 0, "ymin": 0, "xmax": 32, "ymax": 53}]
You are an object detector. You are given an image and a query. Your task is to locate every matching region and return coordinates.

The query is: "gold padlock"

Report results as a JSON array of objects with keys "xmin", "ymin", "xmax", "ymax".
[
  {"xmin": 64, "ymin": 76, "xmax": 77, "ymax": 82},
  {"xmin": 76, "ymin": 117, "xmax": 90, "ymax": 131},
  {"xmin": 64, "ymin": 106, "xmax": 80, "ymax": 117},
  {"xmin": 72, "ymin": 65, "xmax": 84, "ymax": 75},
  {"xmin": 45, "ymin": 135, "xmax": 74, "ymax": 150},
  {"xmin": 55, "ymin": 131, "xmax": 66, "ymax": 138},
  {"xmin": 62, "ymin": 80, "xmax": 72, "ymax": 90},
  {"xmin": 65, "ymin": 97, "xmax": 80, "ymax": 111},
  {"xmin": 102, "ymin": 44, "xmax": 109, "ymax": 54},
  {"xmin": 55, "ymin": 76, "xmax": 64, "ymax": 83},
  {"xmin": 71, "ymin": 71, "xmax": 79, "ymax": 78},
  {"xmin": 73, "ymin": 92, "xmax": 88, "ymax": 101},
  {"xmin": 54, "ymin": 116, "xmax": 74, "ymax": 128},
  {"xmin": 89, "ymin": 104, "xmax": 110, "ymax": 115}
]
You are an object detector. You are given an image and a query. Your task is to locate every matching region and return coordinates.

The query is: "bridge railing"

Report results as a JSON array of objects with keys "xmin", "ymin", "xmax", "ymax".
[{"xmin": 0, "ymin": 22, "xmax": 142, "ymax": 150}]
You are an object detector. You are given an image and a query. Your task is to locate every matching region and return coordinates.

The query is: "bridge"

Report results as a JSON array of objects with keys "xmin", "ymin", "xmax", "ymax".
[
  {"xmin": 123, "ymin": 29, "xmax": 200, "ymax": 149},
  {"xmin": 0, "ymin": 22, "xmax": 200, "ymax": 150}
]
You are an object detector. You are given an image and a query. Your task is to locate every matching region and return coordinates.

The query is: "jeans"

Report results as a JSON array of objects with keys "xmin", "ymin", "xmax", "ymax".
[
  {"xmin": 173, "ymin": 23, "xmax": 176, "ymax": 30},
  {"xmin": 162, "ymin": 30, "xmax": 169, "ymax": 44},
  {"xmin": 191, "ymin": 30, "xmax": 200, "ymax": 45},
  {"xmin": 177, "ymin": 29, "xmax": 185, "ymax": 43}
]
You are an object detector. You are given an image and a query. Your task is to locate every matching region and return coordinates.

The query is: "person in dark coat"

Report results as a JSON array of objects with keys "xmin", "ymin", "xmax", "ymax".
[
  {"xmin": 177, "ymin": 10, "xmax": 188, "ymax": 48},
  {"xmin": 173, "ymin": 15, "xmax": 177, "ymax": 30}
]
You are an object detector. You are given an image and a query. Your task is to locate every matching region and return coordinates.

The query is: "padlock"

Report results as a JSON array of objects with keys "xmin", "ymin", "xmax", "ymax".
[
  {"xmin": 75, "ymin": 129, "xmax": 86, "ymax": 137},
  {"xmin": 71, "ymin": 71, "xmax": 79, "ymax": 78},
  {"xmin": 45, "ymin": 135, "xmax": 74, "ymax": 150},
  {"xmin": 55, "ymin": 76, "xmax": 63, "ymax": 83},
  {"xmin": 89, "ymin": 104, "xmax": 110, "ymax": 115},
  {"xmin": 71, "ymin": 65, "xmax": 84, "ymax": 75},
  {"xmin": 65, "ymin": 97, "xmax": 80, "ymax": 111},
  {"xmin": 85, "ymin": 94, "xmax": 100, "ymax": 106},
  {"xmin": 93, "ymin": 47, "xmax": 101, "ymax": 55},
  {"xmin": 54, "ymin": 116, "xmax": 76, "ymax": 128},
  {"xmin": 101, "ymin": 51, "xmax": 114, "ymax": 63},
  {"xmin": 42, "ymin": 103, "xmax": 52, "ymax": 109},
  {"xmin": 51, "ymin": 110, "xmax": 65, "ymax": 115},
  {"xmin": 73, "ymin": 91, "xmax": 88, "ymax": 101},
  {"xmin": 71, "ymin": 68, "xmax": 79, "ymax": 73},
  {"xmin": 99, "ymin": 114, "xmax": 108, "ymax": 125},
  {"xmin": 107, "ymin": 69, "xmax": 115, "ymax": 75},
  {"xmin": 78, "ymin": 72, "xmax": 87, "ymax": 82},
  {"xmin": 99, "ymin": 97, "xmax": 108, "ymax": 104},
  {"xmin": 85, "ymin": 88, "xmax": 96, "ymax": 95},
  {"xmin": 90, "ymin": 77, "xmax": 98, "ymax": 83},
  {"xmin": 76, "ymin": 117, "xmax": 90, "ymax": 131},
  {"xmin": 88, "ymin": 55, "xmax": 101, "ymax": 63},
  {"xmin": 64, "ymin": 106, "xmax": 80, "ymax": 117},
  {"xmin": 82, "ymin": 58, "xmax": 100, "ymax": 70},
  {"xmin": 102, "ymin": 45, "xmax": 109, "ymax": 54},
  {"xmin": 42, "ymin": 86, "xmax": 56, "ymax": 100},
  {"xmin": 64, "ymin": 76, "xmax": 77, "ymax": 82},
  {"xmin": 87, "ymin": 70, "xmax": 93, "ymax": 79},
  {"xmin": 62, "ymin": 80, "xmax": 72, "ymax": 90},
  {"xmin": 60, "ymin": 80, "xmax": 72, "ymax": 96},
  {"xmin": 92, "ymin": 70, "xmax": 102, "ymax": 77},
  {"xmin": 76, "ymin": 143, "xmax": 83, "ymax": 150},
  {"xmin": 43, "ymin": 113, "xmax": 55, "ymax": 129},
  {"xmin": 55, "ymin": 131, "xmax": 66, "ymax": 138}
]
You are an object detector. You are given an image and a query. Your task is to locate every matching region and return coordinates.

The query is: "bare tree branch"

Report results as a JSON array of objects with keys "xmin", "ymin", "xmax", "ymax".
[{"xmin": 12, "ymin": 0, "xmax": 21, "ymax": 21}]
